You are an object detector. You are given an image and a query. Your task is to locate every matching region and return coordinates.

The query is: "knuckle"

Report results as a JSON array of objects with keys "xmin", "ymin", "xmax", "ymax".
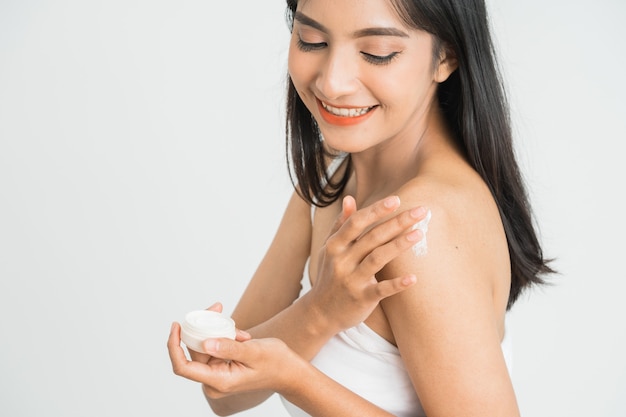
[
  {"xmin": 382, "ymin": 213, "xmax": 409, "ymax": 237},
  {"xmin": 373, "ymin": 201, "xmax": 388, "ymax": 216},
  {"xmin": 324, "ymin": 236, "xmax": 341, "ymax": 253},
  {"xmin": 368, "ymin": 225, "xmax": 388, "ymax": 244},
  {"xmin": 395, "ymin": 233, "xmax": 413, "ymax": 249},
  {"xmin": 347, "ymin": 211, "xmax": 368, "ymax": 232},
  {"xmin": 365, "ymin": 206, "xmax": 382, "ymax": 226},
  {"xmin": 331, "ymin": 258, "xmax": 348, "ymax": 276},
  {"xmin": 373, "ymin": 283, "xmax": 388, "ymax": 298},
  {"xmin": 396, "ymin": 210, "xmax": 416, "ymax": 227},
  {"xmin": 364, "ymin": 248, "xmax": 386, "ymax": 269},
  {"xmin": 373, "ymin": 197, "xmax": 396, "ymax": 217}
]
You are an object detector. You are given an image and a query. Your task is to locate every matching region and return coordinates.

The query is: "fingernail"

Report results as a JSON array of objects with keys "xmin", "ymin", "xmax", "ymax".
[
  {"xmin": 384, "ymin": 196, "xmax": 400, "ymax": 208},
  {"xmin": 410, "ymin": 207, "xmax": 427, "ymax": 219},
  {"xmin": 204, "ymin": 339, "xmax": 219, "ymax": 353}
]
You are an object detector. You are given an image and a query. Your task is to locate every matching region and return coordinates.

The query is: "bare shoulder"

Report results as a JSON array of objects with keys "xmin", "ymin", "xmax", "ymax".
[{"xmin": 393, "ymin": 164, "xmax": 509, "ymax": 280}]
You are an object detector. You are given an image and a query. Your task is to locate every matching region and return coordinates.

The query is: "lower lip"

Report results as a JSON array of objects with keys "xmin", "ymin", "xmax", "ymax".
[{"xmin": 317, "ymin": 100, "xmax": 376, "ymax": 126}]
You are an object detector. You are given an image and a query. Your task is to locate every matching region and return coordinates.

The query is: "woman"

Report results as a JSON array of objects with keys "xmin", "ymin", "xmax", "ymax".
[{"xmin": 168, "ymin": 0, "xmax": 553, "ymax": 415}]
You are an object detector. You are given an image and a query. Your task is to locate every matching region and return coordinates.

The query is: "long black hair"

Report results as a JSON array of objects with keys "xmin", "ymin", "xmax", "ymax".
[{"xmin": 284, "ymin": 0, "xmax": 553, "ymax": 308}]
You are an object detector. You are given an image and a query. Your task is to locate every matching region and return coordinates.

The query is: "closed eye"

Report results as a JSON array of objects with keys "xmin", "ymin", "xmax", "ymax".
[
  {"xmin": 297, "ymin": 38, "xmax": 327, "ymax": 52},
  {"xmin": 361, "ymin": 51, "xmax": 400, "ymax": 65}
]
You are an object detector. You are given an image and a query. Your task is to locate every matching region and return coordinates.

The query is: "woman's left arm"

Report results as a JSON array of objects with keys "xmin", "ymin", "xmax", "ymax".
[{"xmin": 379, "ymin": 202, "xmax": 520, "ymax": 417}]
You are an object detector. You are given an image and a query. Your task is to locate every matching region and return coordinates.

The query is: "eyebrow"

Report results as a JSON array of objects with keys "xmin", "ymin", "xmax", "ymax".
[{"xmin": 294, "ymin": 11, "xmax": 409, "ymax": 38}]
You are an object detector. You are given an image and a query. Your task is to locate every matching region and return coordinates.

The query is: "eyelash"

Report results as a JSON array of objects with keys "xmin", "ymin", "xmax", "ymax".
[
  {"xmin": 297, "ymin": 38, "xmax": 400, "ymax": 66},
  {"xmin": 297, "ymin": 38, "xmax": 327, "ymax": 52},
  {"xmin": 361, "ymin": 51, "xmax": 400, "ymax": 65}
]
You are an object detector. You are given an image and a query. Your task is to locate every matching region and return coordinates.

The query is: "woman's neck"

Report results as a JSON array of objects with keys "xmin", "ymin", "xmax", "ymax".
[{"xmin": 347, "ymin": 105, "xmax": 457, "ymax": 207}]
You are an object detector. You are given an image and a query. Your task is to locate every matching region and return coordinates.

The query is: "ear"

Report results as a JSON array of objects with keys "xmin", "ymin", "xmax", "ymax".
[{"xmin": 434, "ymin": 44, "xmax": 458, "ymax": 83}]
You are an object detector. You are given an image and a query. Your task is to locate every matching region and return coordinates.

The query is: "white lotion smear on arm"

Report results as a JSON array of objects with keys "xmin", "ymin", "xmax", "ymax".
[
  {"xmin": 181, "ymin": 310, "xmax": 236, "ymax": 353},
  {"xmin": 411, "ymin": 209, "xmax": 432, "ymax": 256}
]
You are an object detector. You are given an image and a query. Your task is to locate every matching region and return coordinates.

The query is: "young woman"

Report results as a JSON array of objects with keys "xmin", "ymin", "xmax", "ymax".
[{"xmin": 167, "ymin": 0, "xmax": 553, "ymax": 415}]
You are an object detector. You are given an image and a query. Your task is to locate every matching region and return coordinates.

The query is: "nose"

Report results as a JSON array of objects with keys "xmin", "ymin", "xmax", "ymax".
[{"xmin": 315, "ymin": 48, "xmax": 359, "ymax": 101}]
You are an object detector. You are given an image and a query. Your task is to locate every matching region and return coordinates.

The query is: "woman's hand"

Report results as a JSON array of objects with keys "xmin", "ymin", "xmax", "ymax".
[
  {"xmin": 168, "ymin": 321, "xmax": 302, "ymax": 399},
  {"xmin": 184, "ymin": 302, "xmax": 252, "ymax": 365},
  {"xmin": 309, "ymin": 195, "xmax": 428, "ymax": 333}
]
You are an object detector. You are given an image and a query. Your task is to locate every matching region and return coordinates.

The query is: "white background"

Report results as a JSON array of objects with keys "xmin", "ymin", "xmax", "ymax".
[{"xmin": 1, "ymin": 1, "xmax": 624, "ymax": 416}]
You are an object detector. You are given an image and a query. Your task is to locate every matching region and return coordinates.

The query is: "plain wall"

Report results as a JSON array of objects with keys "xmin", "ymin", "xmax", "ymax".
[{"xmin": 1, "ymin": 1, "xmax": 624, "ymax": 416}]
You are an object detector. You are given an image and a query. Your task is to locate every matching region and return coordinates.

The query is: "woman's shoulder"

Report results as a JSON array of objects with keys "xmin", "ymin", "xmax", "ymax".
[
  {"xmin": 379, "ymin": 165, "xmax": 512, "ymax": 332},
  {"xmin": 391, "ymin": 164, "xmax": 509, "ymax": 276}
]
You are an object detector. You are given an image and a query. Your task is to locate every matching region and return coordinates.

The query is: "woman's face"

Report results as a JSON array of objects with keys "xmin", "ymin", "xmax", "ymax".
[{"xmin": 288, "ymin": 0, "xmax": 454, "ymax": 154}]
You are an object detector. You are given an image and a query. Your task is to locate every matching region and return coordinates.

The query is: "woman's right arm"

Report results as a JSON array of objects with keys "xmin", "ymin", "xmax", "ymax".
[{"xmin": 199, "ymin": 192, "xmax": 427, "ymax": 415}]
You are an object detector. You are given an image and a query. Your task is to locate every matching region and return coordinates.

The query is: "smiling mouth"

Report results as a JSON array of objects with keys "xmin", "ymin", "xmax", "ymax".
[{"xmin": 320, "ymin": 101, "xmax": 376, "ymax": 117}]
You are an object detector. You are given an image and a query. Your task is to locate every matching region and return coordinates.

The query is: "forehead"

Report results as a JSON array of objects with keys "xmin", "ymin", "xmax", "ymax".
[{"xmin": 295, "ymin": 0, "xmax": 408, "ymax": 31}]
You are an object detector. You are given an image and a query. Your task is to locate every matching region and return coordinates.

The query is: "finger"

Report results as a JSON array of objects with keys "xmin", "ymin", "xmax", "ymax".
[
  {"xmin": 351, "ymin": 206, "xmax": 427, "ymax": 260},
  {"xmin": 168, "ymin": 323, "xmax": 232, "ymax": 385},
  {"xmin": 188, "ymin": 348, "xmax": 212, "ymax": 363},
  {"xmin": 168, "ymin": 322, "xmax": 194, "ymax": 374},
  {"xmin": 236, "ymin": 329, "xmax": 252, "ymax": 342},
  {"xmin": 172, "ymin": 351, "xmax": 233, "ymax": 389},
  {"xmin": 203, "ymin": 338, "xmax": 254, "ymax": 364},
  {"xmin": 327, "ymin": 196, "xmax": 401, "ymax": 252},
  {"xmin": 168, "ymin": 322, "xmax": 210, "ymax": 369},
  {"xmin": 206, "ymin": 302, "xmax": 223, "ymax": 313},
  {"xmin": 328, "ymin": 195, "xmax": 357, "ymax": 236},
  {"xmin": 366, "ymin": 274, "xmax": 418, "ymax": 301},
  {"xmin": 337, "ymin": 196, "xmax": 402, "ymax": 243},
  {"xmin": 356, "ymin": 228, "xmax": 423, "ymax": 276}
]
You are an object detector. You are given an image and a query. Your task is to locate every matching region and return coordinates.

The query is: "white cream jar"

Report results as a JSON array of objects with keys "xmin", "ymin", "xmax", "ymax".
[{"xmin": 180, "ymin": 310, "xmax": 236, "ymax": 353}]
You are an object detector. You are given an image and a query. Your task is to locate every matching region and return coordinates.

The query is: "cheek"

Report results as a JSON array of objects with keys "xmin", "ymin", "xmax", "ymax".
[
  {"xmin": 287, "ymin": 39, "xmax": 310, "ymax": 89},
  {"xmin": 364, "ymin": 69, "xmax": 413, "ymax": 108},
  {"xmin": 373, "ymin": 61, "xmax": 434, "ymax": 106},
  {"xmin": 288, "ymin": 54, "xmax": 320, "ymax": 112}
]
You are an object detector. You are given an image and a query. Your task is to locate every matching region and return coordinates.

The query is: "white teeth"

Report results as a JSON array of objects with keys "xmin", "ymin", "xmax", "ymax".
[{"xmin": 322, "ymin": 101, "xmax": 373, "ymax": 117}]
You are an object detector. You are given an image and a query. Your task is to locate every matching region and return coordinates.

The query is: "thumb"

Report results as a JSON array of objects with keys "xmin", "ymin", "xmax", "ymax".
[
  {"xmin": 329, "ymin": 195, "xmax": 357, "ymax": 236},
  {"xmin": 203, "ymin": 338, "xmax": 249, "ymax": 363}
]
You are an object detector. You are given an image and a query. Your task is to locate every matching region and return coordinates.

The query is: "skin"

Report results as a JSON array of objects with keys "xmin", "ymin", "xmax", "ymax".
[{"xmin": 168, "ymin": 0, "xmax": 520, "ymax": 415}]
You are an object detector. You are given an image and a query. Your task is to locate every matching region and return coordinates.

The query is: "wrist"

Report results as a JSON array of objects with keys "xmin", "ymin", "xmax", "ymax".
[
  {"xmin": 298, "ymin": 291, "xmax": 339, "ymax": 340},
  {"xmin": 277, "ymin": 350, "xmax": 314, "ymax": 398}
]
